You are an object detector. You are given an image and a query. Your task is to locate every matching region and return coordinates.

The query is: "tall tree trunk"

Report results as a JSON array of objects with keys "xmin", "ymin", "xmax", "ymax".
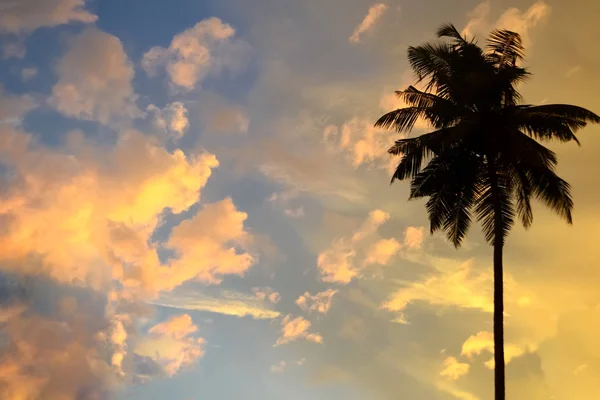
[
  {"xmin": 488, "ymin": 157, "xmax": 506, "ymax": 400},
  {"xmin": 493, "ymin": 236, "xmax": 505, "ymax": 400}
]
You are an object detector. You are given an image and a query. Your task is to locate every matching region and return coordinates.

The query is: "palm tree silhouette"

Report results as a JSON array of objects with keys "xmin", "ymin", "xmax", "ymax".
[{"xmin": 376, "ymin": 24, "xmax": 599, "ymax": 400}]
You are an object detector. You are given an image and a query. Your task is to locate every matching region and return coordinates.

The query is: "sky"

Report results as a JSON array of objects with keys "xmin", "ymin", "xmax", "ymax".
[{"xmin": 0, "ymin": 0, "xmax": 599, "ymax": 399}]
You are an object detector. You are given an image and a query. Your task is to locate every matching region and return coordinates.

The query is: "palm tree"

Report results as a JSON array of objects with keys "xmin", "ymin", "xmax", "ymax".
[{"xmin": 376, "ymin": 24, "xmax": 599, "ymax": 400}]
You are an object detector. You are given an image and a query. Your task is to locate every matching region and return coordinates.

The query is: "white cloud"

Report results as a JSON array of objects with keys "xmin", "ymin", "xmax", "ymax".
[
  {"xmin": 142, "ymin": 17, "xmax": 248, "ymax": 91},
  {"xmin": 150, "ymin": 289, "xmax": 280, "ymax": 320},
  {"xmin": 147, "ymin": 102, "xmax": 190, "ymax": 139},
  {"xmin": 349, "ymin": 3, "xmax": 388, "ymax": 43},
  {"xmin": 296, "ymin": 289, "xmax": 338, "ymax": 314},
  {"xmin": 50, "ymin": 28, "xmax": 142, "ymax": 124},
  {"xmin": 0, "ymin": 0, "xmax": 97, "ymax": 34}
]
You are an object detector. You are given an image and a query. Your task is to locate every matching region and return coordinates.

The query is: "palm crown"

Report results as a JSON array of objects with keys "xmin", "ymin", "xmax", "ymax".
[{"xmin": 376, "ymin": 24, "xmax": 599, "ymax": 247}]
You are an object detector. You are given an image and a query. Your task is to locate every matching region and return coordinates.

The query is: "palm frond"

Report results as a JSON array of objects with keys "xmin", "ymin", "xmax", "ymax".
[
  {"xmin": 375, "ymin": 107, "xmax": 428, "ymax": 132},
  {"xmin": 437, "ymin": 23, "xmax": 466, "ymax": 42},
  {"xmin": 487, "ymin": 29, "xmax": 524, "ymax": 66},
  {"xmin": 509, "ymin": 167, "xmax": 534, "ymax": 228},
  {"xmin": 509, "ymin": 104, "xmax": 600, "ymax": 144},
  {"xmin": 475, "ymin": 166, "xmax": 515, "ymax": 245},
  {"xmin": 527, "ymin": 166, "xmax": 573, "ymax": 224}
]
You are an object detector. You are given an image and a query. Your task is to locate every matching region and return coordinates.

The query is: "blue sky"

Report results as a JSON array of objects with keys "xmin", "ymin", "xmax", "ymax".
[{"xmin": 1, "ymin": 0, "xmax": 600, "ymax": 399}]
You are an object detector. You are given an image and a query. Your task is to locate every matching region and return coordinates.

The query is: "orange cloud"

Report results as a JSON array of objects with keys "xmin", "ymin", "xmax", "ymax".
[
  {"xmin": 318, "ymin": 209, "xmax": 396, "ymax": 283},
  {"xmin": 50, "ymin": 28, "xmax": 142, "ymax": 124},
  {"xmin": 142, "ymin": 18, "xmax": 247, "ymax": 91},
  {"xmin": 135, "ymin": 314, "xmax": 204, "ymax": 376},
  {"xmin": 296, "ymin": 289, "xmax": 338, "ymax": 314},
  {"xmin": 0, "ymin": 126, "xmax": 256, "ymax": 296},
  {"xmin": 276, "ymin": 315, "xmax": 323, "ymax": 346},
  {"xmin": 0, "ymin": 0, "xmax": 97, "ymax": 34},
  {"xmin": 364, "ymin": 238, "xmax": 401, "ymax": 265},
  {"xmin": 349, "ymin": 3, "xmax": 388, "ymax": 43}
]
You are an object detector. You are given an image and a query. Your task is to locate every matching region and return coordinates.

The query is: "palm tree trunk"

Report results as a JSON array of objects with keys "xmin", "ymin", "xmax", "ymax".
[
  {"xmin": 493, "ymin": 234, "xmax": 505, "ymax": 400},
  {"xmin": 488, "ymin": 157, "xmax": 506, "ymax": 400}
]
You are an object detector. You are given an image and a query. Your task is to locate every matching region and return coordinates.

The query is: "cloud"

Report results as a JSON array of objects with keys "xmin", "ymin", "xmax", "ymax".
[
  {"xmin": 0, "ymin": 0, "xmax": 97, "ymax": 34},
  {"xmin": 565, "ymin": 65, "xmax": 582, "ymax": 79},
  {"xmin": 206, "ymin": 105, "xmax": 250, "ymax": 134},
  {"xmin": 0, "ymin": 297, "xmax": 114, "ymax": 399},
  {"xmin": 364, "ymin": 238, "xmax": 401, "ymax": 265},
  {"xmin": 147, "ymin": 102, "xmax": 190, "ymax": 139},
  {"xmin": 270, "ymin": 361, "xmax": 286, "ymax": 373},
  {"xmin": 462, "ymin": 1, "xmax": 550, "ymax": 47},
  {"xmin": 20, "ymin": 67, "xmax": 38, "ymax": 82},
  {"xmin": 151, "ymin": 289, "xmax": 280, "ymax": 319},
  {"xmin": 381, "ymin": 259, "xmax": 494, "ymax": 323},
  {"xmin": 253, "ymin": 287, "xmax": 281, "ymax": 304},
  {"xmin": 142, "ymin": 17, "xmax": 248, "ymax": 91},
  {"xmin": 284, "ymin": 206, "xmax": 305, "ymax": 218},
  {"xmin": 296, "ymin": 289, "xmax": 338, "ymax": 314},
  {"xmin": 317, "ymin": 209, "xmax": 394, "ymax": 283},
  {"xmin": 324, "ymin": 118, "xmax": 396, "ymax": 168},
  {"xmin": 134, "ymin": 314, "xmax": 204, "ymax": 376},
  {"xmin": 0, "ymin": 85, "xmax": 35, "ymax": 122},
  {"xmin": 349, "ymin": 3, "xmax": 388, "ymax": 43},
  {"xmin": 50, "ymin": 28, "xmax": 142, "ymax": 124},
  {"xmin": 276, "ymin": 315, "xmax": 323, "ymax": 346},
  {"xmin": 440, "ymin": 357, "xmax": 470, "ymax": 380},
  {"xmin": 404, "ymin": 226, "xmax": 424, "ymax": 250},
  {"xmin": 461, "ymin": 1, "xmax": 492, "ymax": 38},
  {"xmin": 461, "ymin": 331, "xmax": 525, "ymax": 369},
  {"xmin": 0, "ymin": 123, "xmax": 258, "ymax": 298}
]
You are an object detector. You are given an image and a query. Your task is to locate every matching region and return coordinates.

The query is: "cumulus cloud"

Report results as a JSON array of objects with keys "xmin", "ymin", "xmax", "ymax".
[
  {"xmin": 381, "ymin": 259, "xmax": 494, "ymax": 323},
  {"xmin": 0, "ymin": 297, "xmax": 114, "ymax": 399},
  {"xmin": 142, "ymin": 17, "xmax": 248, "ymax": 91},
  {"xmin": 151, "ymin": 289, "xmax": 280, "ymax": 320},
  {"xmin": 349, "ymin": 3, "xmax": 388, "ymax": 43},
  {"xmin": 0, "ymin": 123, "xmax": 258, "ymax": 298},
  {"xmin": 317, "ymin": 209, "xmax": 395, "ymax": 283},
  {"xmin": 134, "ymin": 314, "xmax": 204, "ymax": 376},
  {"xmin": 50, "ymin": 28, "xmax": 142, "ymax": 124},
  {"xmin": 0, "ymin": 0, "xmax": 97, "ymax": 34},
  {"xmin": 440, "ymin": 357, "xmax": 470, "ymax": 380},
  {"xmin": 147, "ymin": 102, "xmax": 190, "ymax": 139},
  {"xmin": 296, "ymin": 289, "xmax": 338, "ymax": 314},
  {"xmin": 276, "ymin": 315, "xmax": 323, "ymax": 346}
]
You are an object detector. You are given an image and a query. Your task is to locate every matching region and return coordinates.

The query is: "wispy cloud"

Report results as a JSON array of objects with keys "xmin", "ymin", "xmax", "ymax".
[
  {"xmin": 349, "ymin": 3, "xmax": 388, "ymax": 43},
  {"xmin": 150, "ymin": 289, "xmax": 280, "ymax": 320}
]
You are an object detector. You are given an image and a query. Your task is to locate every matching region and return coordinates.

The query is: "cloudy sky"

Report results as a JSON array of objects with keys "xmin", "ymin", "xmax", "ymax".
[{"xmin": 0, "ymin": 0, "xmax": 599, "ymax": 399}]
